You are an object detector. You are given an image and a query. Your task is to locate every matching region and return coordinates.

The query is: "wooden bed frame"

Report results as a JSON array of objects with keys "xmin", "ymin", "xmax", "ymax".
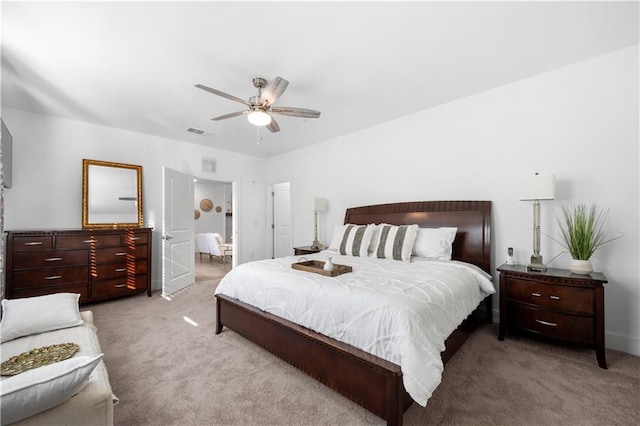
[{"xmin": 215, "ymin": 201, "xmax": 492, "ymax": 426}]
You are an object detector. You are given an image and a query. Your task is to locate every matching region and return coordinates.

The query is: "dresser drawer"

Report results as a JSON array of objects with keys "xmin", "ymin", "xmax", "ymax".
[
  {"xmin": 12, "ymin": 236, "xmax": 53, "ymax": 251},
  {"xmin": 91, "ymin": 275, "xmax": 148, "ymax": 299},
  {"xmin": 13, "ymin": 267, "xmax": 89, "ymax": 289},
  {"xmin": 124, "ymin": 231, "xmax": 149, "ymax": 245},
  {"xmin": 512, "ymin": 305, "xmax": 593, "ymax": 344},
  {"xmin": 13, "ymin": 250, "xmax": 89, "ymax": 270},
  {"xmin": 95, "ymin": 245, "xmax": 148, "ymax": 263},
  {"xmin": 56, "ymin": 233, "xmax": 122, "ymax": 249},
  {"xmin": 93, "ymin": 260, "xmax": 148, "ymax": 280},
  {"xmin": 506, "ymin": 277, "xmax": 594, "ymax": 315},
  {"xmin": 11, "ymin": 283, "xmax": 90, "ymax": 304}
]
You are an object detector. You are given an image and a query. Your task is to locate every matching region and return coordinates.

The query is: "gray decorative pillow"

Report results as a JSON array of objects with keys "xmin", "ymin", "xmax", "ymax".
[
  {"xmin": 337, "ymin": 224, "xmax": 373, "ymax": 257},
  {"xmin": 372, "ymin": 224, "xmax": 419, "ymax": 261}
]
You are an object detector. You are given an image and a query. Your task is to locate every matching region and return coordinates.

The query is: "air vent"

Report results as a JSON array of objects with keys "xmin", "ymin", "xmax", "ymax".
[
  {"xmin": 202, "ymin": 157, "xmax": 217, "ymax": 173},
  {"xmin": 186, "ymin": 127, "xmax": 214, "ymax": 137}
]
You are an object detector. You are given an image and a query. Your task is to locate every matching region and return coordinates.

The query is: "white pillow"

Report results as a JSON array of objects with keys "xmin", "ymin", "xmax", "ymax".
[
  {"xmin": 371, "ymin": 224, "xmax": 419, "ymax": 262},
  {"xmin": 328, "ymin": 224, "xmax": 348, "ymax": 250},
  {"xmin": 0, "ymin": 293, "xmax": 83, "ymax": 343},
  {"xmin": 0, "ymin": 354, "xmax": 103, "ymax": 425},
  {"xmin": 412, "ymin": 227, "xmax": 458, "ymax": 260},
  {"xmin": 328, "ymin": 224, "xmax": 373, "ymax": 257}
]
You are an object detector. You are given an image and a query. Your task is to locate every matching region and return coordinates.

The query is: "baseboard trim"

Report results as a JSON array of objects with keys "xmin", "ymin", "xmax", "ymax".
[{"xmin": 606, "ymin": 331, "xmax": 640, "ymax": 356}]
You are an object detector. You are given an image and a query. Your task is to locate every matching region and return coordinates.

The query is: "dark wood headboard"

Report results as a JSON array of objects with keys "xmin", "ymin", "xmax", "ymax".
[{"xmin": 344, "ymin": 201, "xmax": 492, "ymax": 274}]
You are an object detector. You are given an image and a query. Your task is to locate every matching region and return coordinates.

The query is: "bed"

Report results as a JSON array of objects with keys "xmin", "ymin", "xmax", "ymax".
[{"xmin": 214, "ymin": 201, "xmax": 493, "ymax": 426}]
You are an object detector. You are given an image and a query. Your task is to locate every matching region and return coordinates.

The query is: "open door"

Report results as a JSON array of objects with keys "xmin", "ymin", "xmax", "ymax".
[{"xmin": 162, "ymin": 167, "xmax": 195, "ymax": 297}]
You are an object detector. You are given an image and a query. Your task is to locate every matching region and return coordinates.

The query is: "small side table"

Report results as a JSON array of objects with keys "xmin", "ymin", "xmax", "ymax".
[
  {"xmin": 294, "ymin": 246, "xmax": 324, "ymax": 256},
  {"xmin": 497, "ymin": 264, "xmax": 608, "ymax": 368}
]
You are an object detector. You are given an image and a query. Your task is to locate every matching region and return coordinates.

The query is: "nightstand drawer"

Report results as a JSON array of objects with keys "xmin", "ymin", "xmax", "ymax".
[
  {"xmin": 512, "ymin": 305, "xmax": 594, "ymax": 344},
  {"xmin": 506, "ymin": 278, "xmax": 594, "ymax": 315},
  {"xmin": 294, "ymin": 246, "xmax": 323, "ymax": 255}
]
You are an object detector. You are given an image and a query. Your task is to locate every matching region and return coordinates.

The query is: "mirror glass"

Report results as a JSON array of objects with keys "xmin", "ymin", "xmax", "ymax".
[{"xmin": 82, "ymin": 159, "xmax": 143, "ymax": 228}]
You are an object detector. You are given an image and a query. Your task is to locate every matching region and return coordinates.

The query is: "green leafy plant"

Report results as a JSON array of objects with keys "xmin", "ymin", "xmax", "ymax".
[{"xmin": 556, "ymin": 203, "xmax": 618, "ymax": 260}]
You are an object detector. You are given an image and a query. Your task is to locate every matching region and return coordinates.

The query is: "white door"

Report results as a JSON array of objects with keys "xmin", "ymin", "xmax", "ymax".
[
  {"xmin": 273, "ymin": 182, "xmax": 292, "ymax": 258},
  {"xmin": 162, "ymin": 167, "xmax": 194, "ymax": 297}
]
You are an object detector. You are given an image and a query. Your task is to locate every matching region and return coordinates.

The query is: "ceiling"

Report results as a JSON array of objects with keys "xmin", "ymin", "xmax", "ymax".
[{"xmin": 2, "ymin": 1, "xmax": 638, "ymax": 158}]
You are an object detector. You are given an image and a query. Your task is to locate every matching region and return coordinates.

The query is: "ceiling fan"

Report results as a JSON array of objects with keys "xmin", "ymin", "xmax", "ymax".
[{"xmin": 195, "ymin": 76, "xmax": 321, "ymax": 133}]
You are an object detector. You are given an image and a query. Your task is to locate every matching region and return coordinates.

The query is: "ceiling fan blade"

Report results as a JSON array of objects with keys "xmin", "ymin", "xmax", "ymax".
[
  {"xmin": 195, "ymin": 84, "xmax": 251, "ymax": 107},
  {"xmin": 271, "ymin": 106, "xmax": 321, "ymax": 119},
  {"xmin": 211, "ymin": 110, "xmax": 247, "ymax": 121},
  {"xmin": 266, "ymin": 115, "xmax": 280, "ymax": 133},
  {"xmin": 259, "ymin": 77, "xmax": 289, "ymax": 106}
]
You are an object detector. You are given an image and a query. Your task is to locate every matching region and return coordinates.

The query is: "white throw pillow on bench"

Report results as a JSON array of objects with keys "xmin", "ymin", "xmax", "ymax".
[
  {"xmin": 0, "ymin": 293, "xmax": 83, "ymax": 343},
  {"xmin": 0, "ymin": 354, "xmax": 103, "ymax": 425}
]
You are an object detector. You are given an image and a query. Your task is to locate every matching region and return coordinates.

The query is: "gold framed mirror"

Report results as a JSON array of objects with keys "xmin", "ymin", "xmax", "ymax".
[{"xmin": 82, "ymin": 159, "xmax": 143, "ymax": 229}]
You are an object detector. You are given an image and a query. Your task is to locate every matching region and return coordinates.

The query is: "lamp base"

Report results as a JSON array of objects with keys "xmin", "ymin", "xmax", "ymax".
[
  {"xmin": 310, "ymin": 239, "xmax": 324, "ymax": 250},
  {"xmin": 526, "ymin": 254, "xmax": 547, "ymax": 273}
]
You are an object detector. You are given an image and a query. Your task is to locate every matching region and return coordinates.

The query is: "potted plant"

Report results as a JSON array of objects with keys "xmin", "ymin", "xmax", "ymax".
[{"xmin": 555, "ymin": 203, "xmax": 619, "ymax": 274}]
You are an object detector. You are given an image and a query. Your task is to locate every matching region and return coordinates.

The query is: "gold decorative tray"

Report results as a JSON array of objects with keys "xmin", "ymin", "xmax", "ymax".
[
  {"xmin": 291, "ymin": 260, "xmax": 353, "ymax": 277},
  {"xmin": 1, "ymin": 342, "xmax": 79, "ymax": 376}
]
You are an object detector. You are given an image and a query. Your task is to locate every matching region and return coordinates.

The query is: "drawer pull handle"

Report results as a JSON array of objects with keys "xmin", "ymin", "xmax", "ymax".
[
  {"xmin": 45, "ymin": 257, "xmax": 63, "ymax": 262},
  {"xmin": 83, "ymin": 239, "xmax": 97, "ymax": 243},
  {"xmin": 115, "ymin": 252, "xmax": 127, "ymax": 256},
  {"xmin": 549, "ymin": 295, "xmax": 560, "ymax": 300},
  {"xmin": 114, "ymin": 284, "xmax": 127, "ymax": 288},
  {"xmin": 115, "ymin": 268, "xmax": 127, "ymax": 272},
  {"xmin": 44, "ymin": 275, "xmax": 62, "ymax": 280},
  {"xmin": 24, "ymin": 242, "xmax": 44, "ymax": 246},
  {"xmin": 130, "ymin": 237, "xmax": 141, "ymax": 241},
  {"xmin": 535, "ymin": 319, "xmax": 558, "ymax": 327},
  {"xmin": 531, "ymin": 292, "xmax": 542, "ymax": 297}
]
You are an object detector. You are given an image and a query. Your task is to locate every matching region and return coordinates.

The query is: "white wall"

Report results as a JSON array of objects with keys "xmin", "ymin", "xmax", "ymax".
[
  {"xmin": 1, "ymin": 108, "xmax": 268, "ymax": 290},
  {"xmin": 265, "ymin": 46, "xmax": 640, "ymax": 355}
]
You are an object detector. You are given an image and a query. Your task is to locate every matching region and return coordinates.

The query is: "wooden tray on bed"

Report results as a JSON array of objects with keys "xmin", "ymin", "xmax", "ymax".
[{"xmin": 291, "ymin": 260, "xmax": 352, "ymax": 277}]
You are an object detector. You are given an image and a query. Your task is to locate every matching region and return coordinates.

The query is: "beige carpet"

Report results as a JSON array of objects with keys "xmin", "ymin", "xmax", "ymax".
[{"xmin": 86, "ymin": 268, "xmax": 639, "ymax": 425}]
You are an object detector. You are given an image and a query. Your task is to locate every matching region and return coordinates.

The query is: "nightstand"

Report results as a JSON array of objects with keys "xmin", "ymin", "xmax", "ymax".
[
  {"xmin": 497, "ymin": 264, "xmax": 608, "ymax": 369},
  {"xmin": 293, "ymin": 246, "xmax": 324, "ymax": 255}
]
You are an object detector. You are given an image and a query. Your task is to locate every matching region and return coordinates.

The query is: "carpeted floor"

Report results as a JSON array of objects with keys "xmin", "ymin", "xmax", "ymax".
[{"xmin": 86, "ymin": 263, "xmax": 639, "ymax": 425}]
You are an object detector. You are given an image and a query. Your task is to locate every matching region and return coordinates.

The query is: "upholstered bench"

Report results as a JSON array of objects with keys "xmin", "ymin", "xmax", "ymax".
[{"xmin": 1, "ymin": 294, "xmax": 116, "ymax": 425}]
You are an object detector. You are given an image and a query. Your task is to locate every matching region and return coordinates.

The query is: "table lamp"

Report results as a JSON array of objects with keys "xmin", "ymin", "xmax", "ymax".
[
  {"xmin": 311, "ymin": 196, "xmax": 327, "ymax": 250},
  {"xmin": 520, "ymin": 173, "xmax": 555, "ymax": 272}
]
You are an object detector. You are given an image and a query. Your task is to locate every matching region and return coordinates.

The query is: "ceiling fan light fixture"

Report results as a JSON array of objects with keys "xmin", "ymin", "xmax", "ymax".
[{"xmin": 248, "ymin": 110, "xmax": 272, "ymax": 126}]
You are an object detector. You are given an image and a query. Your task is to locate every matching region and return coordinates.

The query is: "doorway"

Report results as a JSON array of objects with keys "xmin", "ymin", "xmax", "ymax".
[
  {"xmin": 193, "ymin": 178, "xmax": 236, "ymax": 270},
  {"xmin": 162, "ymin": 170, "xmax": 237, "ymax": 297},
  {"xmin": 268, "ymin": 181, "xmax": 292, "ymax": 258}
]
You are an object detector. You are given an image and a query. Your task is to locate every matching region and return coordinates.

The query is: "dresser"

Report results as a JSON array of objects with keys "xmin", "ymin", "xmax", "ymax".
[
  {"xmin": 497, "ymin": 264, "xmax": 607, "ymax": 368},
  {"xmin": 4, "ymin": 228, "xmax": 152, "ymax": 303}
]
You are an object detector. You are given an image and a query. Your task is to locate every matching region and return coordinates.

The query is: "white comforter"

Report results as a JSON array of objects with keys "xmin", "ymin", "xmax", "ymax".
[{"xmin": 214, "ymin": 251, "xmax": 495, "ymax": 406}]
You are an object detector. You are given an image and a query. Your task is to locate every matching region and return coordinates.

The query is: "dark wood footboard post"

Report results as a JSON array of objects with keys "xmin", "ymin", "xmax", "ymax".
[
  {"xmin": 215, "ymin": 296, "xmax": 223, "ymax": 334},
  {"xmin": 386, "ymin": 374, "xmax": 404, "ymax": 426}
]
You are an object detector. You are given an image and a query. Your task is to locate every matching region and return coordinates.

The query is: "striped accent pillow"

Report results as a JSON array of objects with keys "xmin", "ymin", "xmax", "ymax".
[
  {"xmin": 372, "ymin": 224, "xmax": 419, "ymax": 262},
  {"xmin": 337, "ymin": 224, "xmax": 373, "ymax": 257}
]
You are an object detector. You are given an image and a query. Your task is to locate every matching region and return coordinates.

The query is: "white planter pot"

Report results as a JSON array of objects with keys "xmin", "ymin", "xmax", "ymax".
[{"xmin": 569, "ymin": 259, "xmax": 593, "ymax": 274}]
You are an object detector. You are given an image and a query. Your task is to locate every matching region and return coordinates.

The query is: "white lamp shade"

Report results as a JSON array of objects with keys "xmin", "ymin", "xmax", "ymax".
[
  {"xmin": 247, "ymin": 110, "xmax": 272, "ymax": 126},
  {"xmin": 312, "ymin": 197, "xmax": 328, "ymax": 212},
  {"xmin": 519, "ymin": 173, "xmax": 556, "ymax": 200}
]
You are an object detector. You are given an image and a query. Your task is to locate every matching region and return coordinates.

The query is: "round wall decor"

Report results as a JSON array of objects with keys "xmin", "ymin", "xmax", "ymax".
[
  {"xmin": 200, "ymin": 199, "xmax": 213, "ymax": 212},
  {"xmin": 194, "ymin": 210, "xmax": 201, "ymax": 219},
  {"xmin": 215, "ymin": 206, "xmax": 222, "ymax": 213}
]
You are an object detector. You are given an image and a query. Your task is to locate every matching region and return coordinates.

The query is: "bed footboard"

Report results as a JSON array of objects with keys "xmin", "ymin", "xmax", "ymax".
[{"xmin": 216, "ymin": 294, "xmax": 411, "ymax": 426}]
